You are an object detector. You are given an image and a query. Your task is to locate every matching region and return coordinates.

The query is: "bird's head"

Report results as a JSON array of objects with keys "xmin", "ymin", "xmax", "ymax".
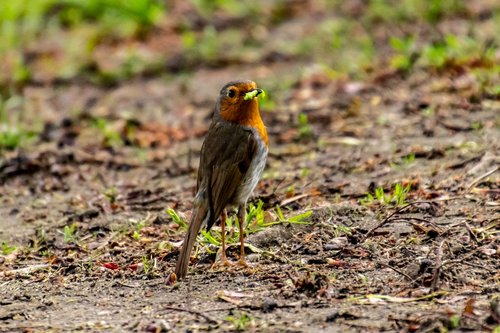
[
  {"xmin": 216, "ymin": 80, "xmax": 264, "ymax": 122},
  {"xmin": 215, "ymin": 80, "xmax": 267, "ymax": 145}
]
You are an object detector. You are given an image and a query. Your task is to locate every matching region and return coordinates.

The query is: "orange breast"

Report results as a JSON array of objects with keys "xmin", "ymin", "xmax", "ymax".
[{"xmin": 220, "ymin": 99, "xmax": 268, "ymax": 146}]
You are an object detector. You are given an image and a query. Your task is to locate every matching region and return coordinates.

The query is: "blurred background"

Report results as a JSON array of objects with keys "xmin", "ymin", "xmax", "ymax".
[
  {"xmin": 1, "ymin": 3, "xmax": 499, "ymax": 330},
  {"xmin": 0, "ymin": 0, "xmax": 498, "ymax": 153}
]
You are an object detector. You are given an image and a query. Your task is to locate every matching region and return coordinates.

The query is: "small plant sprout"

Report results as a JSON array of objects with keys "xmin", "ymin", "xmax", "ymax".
[
  {"xmin": 103, "ymin": 187, "xmax": 118, "ymax": 204},
  {"xmin": 200, "ymin": 229, "xmax": 221, "ymax": 250},
  {"xmin": 298, "ymin": 113, "xmax": 313, "ymax": 139},
  {"xmin": 471, "ymin": 121, "xmax": 483, "ymax": 131},
  {"xmin": 141, "ymin": 255, "xmax": 156, "ymax": 275},
  {"xmin": 300, "ymin": 167, "xmax": 310, "ymax": 178},
  {"xmin": 274, "ymin": 205, "xmax": 312, "ymax": 225},
  {"xmin": 129, "ymin": 213, "xmax": 154, "ymax": 240},
  {"xmin": 359, "ymin": 192, "xmax": 375, "ymax": 206},
  {"xmin": 420, "ymin": 34, "xmax": 484, "ymax": 70},
  {"xmin": 331, "ymin": 224, "xmax": 352, "ymax": 237},
  {"xmin": 389, "ymin": 36, "xmax": 417, "ymax": 71},
  {"xmin": 246, "ymin": 200, "xmax": 265, "ymax": 228},
  {"xmin": 1, "ymin": 242, "xmax": 17, "ymax": 255},
  {"xmin": 449, "ymin": 315, "xmax": 461, "ymax": 329},
  {"xmin": 0, "ymin": 121, "xmax": 36, "ymax": 152},
  {"xmin": 168, "ymin": 201, "xmax": 312, "ymax": 253},
  {"xmin": 30, "ymin": 228, "xmax": 48, "ymax": 253},
  {"xmin": 166, "ymin": 207, "xmax": 188, "ymax": 230},
  {"xmin": 375, "ymin": 187, "xmax": 386, "ymax": 205},
  {"xmin": 40, "ymin": 249, "xmax": 53, "ymax": 257},
  {"xmin": 402, "ymin": 153, "xmax": 416, "ymax": 165},
  {"xmin": 132, "ymin": 230, "xmax": 141, "ymax": 240},
  {"xmin": 226, "ymin": 311, "xmax": 253, "ymax": 331},
  {"xmin": 360, "ymin": 183, "xmax": 411, "ymax": 207},
  {"xmin": 422, "ymin": 107, "xmax": 435, "ymax": 117},
  {"xmin": 62, "ymin": 224, "xmax": 78, "ymax": 244},
  {"xmin": 392, "ymin": 183, "xmax": 410, "ymax": 206},
  {"xmin": 390, "ymin": 153, "xmax": 416, "ymax": 170},
  {"xmin": 92, "ymin": 117, "xmax": 122, "ymax": 146},
  {"xmin": 0, "ymin": 125, "xmax": 24, "ymax": 151}
]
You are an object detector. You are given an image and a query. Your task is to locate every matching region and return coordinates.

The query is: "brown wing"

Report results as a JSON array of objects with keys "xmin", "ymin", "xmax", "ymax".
[{"xmin": 197, "ymin": 121, "xmax": 258, "ymax": 230}]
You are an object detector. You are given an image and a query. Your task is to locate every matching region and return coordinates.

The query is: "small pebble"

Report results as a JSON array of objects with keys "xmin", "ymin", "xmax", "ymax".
[
  {"xmin": 325, "ymin": 311, "xmax": 339, "ymax": 322},
  {"xmin": 262, "ymin": 297, "xmax": 278, "ymax": 313},
  {"xmin": 246, "ymin": 253, "xmax": 260, "ymax": 263},
  {"xmin": 324, "ymin": 237, "xmax": 348, "ymax": 250}
]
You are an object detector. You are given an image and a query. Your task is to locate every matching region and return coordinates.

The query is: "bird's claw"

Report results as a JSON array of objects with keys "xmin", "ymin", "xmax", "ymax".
[
  {"xmin": 220, "ymin": 259, "xmax": 231, "ymax": 267},
  {"xmin": 238, "ymin": 258, "xmax": 248, "ymax": 267}
]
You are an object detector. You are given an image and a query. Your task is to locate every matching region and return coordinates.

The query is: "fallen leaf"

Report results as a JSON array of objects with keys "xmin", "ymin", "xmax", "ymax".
[
  {"xmin": 349, "ymin": 291, "xmax": 448, "ymax": 304},
  {"xmin": 463, "ymin": 298, "xmax": 476, "ymax": 316},
  {"xmin": 217, "ymin": 290, "xmax": 253, "ymax": 305},
  {"xmin": 101, "ymin": 262, "xmax": 120, "ymax": 270},
  {"xmin": 326, "ymin": 258, "xmax": 347, "ymax": 267}
]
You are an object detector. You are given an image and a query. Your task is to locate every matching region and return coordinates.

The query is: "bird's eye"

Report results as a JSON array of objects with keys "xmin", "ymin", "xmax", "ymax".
[{"xmin": 227, "ymin": 89, "xmax": 236, "ymax": 98}]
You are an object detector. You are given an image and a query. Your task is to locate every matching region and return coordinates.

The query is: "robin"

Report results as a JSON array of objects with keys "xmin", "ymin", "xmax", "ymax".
[{"xmin": 174, "ymin": 80, "xmax": 268, "ymax": 280}]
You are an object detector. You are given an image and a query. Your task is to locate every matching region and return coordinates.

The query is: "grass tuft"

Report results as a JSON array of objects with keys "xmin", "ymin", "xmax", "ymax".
[
  {"xmin": 225, "ymin": 311, "xmax": 253, "ymax": 331},
  {"xmin": 1, "ymin": 242, "xmax": 17, "ymax": 255},
  {"xmin": 166, "ymin": 208, "xmax": 188, "ymax": 231},
  {"xmin": 167, "ymin": 201, "xmax": 312, "ymax": 253},
  {"xmin": 360, "ymin": 183, "xmax": 411, "ymax": 207},
  {"xmin": 62, "ymin": 224, "xmax": 78, "ymax": 244},
  {"xmin": 297, "ymin": 113, "xmax": 314, "ymax": 139}
]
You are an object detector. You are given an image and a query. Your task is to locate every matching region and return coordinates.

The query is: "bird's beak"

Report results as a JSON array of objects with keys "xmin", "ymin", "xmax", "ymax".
[{"xmin": 254, "ymin": 88, "xmax": 264, "ymax": 97}]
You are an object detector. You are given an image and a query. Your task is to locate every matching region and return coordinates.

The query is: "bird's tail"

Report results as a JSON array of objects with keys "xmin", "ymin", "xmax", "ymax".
[{"xmin": 174, "ymin": 198, "xmax": 209, "ymax": 280}]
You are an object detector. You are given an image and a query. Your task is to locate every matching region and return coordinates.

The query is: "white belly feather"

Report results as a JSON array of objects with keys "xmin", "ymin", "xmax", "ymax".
[{"xmin": 236, "ymin": 132, "xmax": 267, "ymax": 204}]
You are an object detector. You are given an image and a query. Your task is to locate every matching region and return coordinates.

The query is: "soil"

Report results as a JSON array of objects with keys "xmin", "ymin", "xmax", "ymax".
[{"xmin": 1, "ymin": 3, "xmax": 499, "ymax": 333}]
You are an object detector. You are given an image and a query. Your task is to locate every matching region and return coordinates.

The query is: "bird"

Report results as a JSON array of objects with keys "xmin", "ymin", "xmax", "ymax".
[{"xmin": 174, "ymin": 80, "xmax": 268, "ymax": 280}]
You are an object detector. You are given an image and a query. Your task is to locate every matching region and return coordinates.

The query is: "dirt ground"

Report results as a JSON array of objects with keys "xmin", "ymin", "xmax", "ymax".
[{"xmin": 1, "ymin": 2, "xmax": 499, "ymax": 333}]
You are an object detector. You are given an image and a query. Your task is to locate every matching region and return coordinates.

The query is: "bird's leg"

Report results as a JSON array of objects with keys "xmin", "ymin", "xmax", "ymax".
[
  {"xmin": 219, "ymin": 209, "xmax": 230, "ymax": 266},
  {"xmin": 237, "ymin": 204, "xmax": 247, "ymax": 267}
]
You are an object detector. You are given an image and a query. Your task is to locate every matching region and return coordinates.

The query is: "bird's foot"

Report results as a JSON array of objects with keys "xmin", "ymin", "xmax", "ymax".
[
  {"xmin": 211, "ymin": 252, "xmax": 232, "ymax": 270},
  {"xmin": 219, "ymin": 258, "xmax": 231, "ymax": 267},
  {"xmin": 238, "ymin": 258, "xmax": 248, "ymax": 267},
  {"xmin": 238, "ymin": 257, "xmax": 258, "ymax": 275}
]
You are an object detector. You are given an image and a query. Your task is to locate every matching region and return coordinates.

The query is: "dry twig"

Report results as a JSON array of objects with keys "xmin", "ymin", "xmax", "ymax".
[
  {"xmin": 158, "ymin": 306, "xmax": 218, "ymax": 324},
  {"xmin": 467, "ymin": 166, "xmax": 498, "ymax": 191},
  {"xmin": 362, "ymin": 201, "xmax": 435, "ymax": 241},
  {"xmin": 430, "ymin": 240, "xmax": 445, "ymax": 291},
  {"xmin": 0, "ymin": 264, "xmax": 49, "ymax": 277},
  {"xmin": 377, "ymin": 261, "xmax": 417, "ymax": 285}
]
